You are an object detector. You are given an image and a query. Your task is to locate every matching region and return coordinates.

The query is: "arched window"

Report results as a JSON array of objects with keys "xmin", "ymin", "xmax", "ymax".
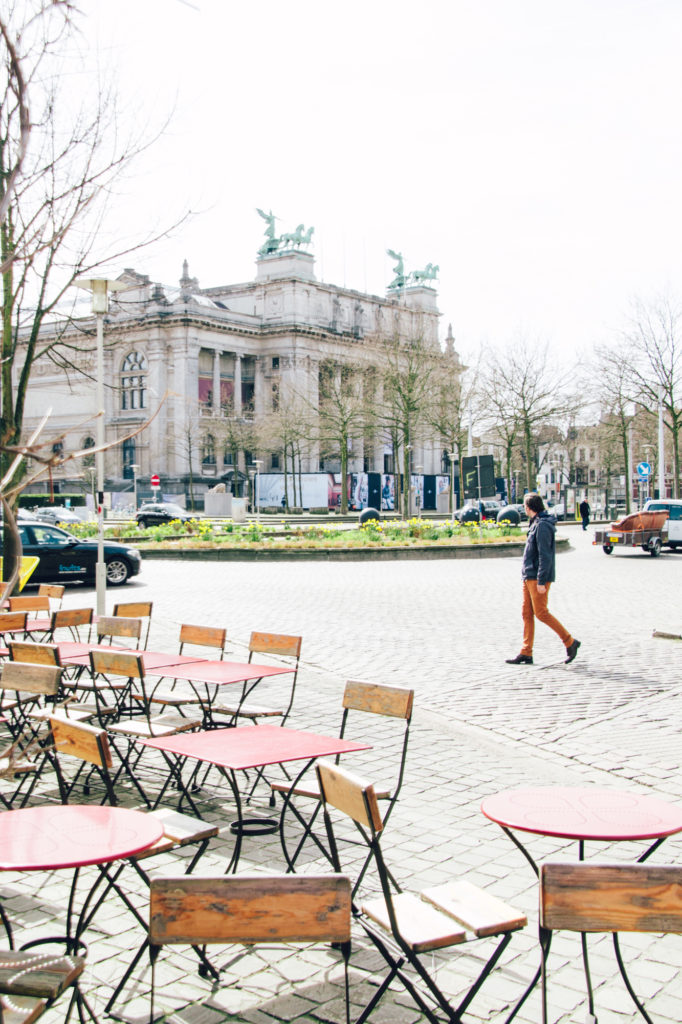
[{"xmin": 120, "ymin": 351, "xmax": 147, "ymax": 410}]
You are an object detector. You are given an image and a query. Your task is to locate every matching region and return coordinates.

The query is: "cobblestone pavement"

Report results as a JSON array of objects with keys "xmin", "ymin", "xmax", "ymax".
[{"xmin": 2, "ymin": 525, "xmax": 682, "ymax": 1024}]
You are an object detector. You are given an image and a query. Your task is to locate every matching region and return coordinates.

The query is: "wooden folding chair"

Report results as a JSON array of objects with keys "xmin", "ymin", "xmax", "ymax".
[
  {"xmin": 6, "ymin": 598, "xmax": 51, "ymax": 641},
  {"xmin": 0, "ymin": 662, "xmax": 63, "ymax": 808},
  {"xmin": 145, "ymin": 624, "xmax": 229, "ymax": 714},
  {"xmin": 45, "ymin": 715, "xmax": 218, "ymax": 1015},
  {"xmin": 217, "ymin": 630, "xmax": 302, "ymax": 724},
  {"xmin": 540, "ymin": 861, "xmax": 682, "ymax": 1024},
  {"xmin": 318, "ymin": 761, "xmax": 527, "ymax": 1024},
  {"xmin": 92, "ymin": 650, "xmax": 201, "ymax": 806},
  {"xmin": 112, "ymin": 601, "xmax": 153, "ymax": 649},
  {"xmin": 275, "ymin": 680, "xmax": 413, "ymax": 890},
  {"xmin": 148, "ymin": 874, "xmax": 352, "ymax": 1024},
  {"xmin": 0, "ymin": 613, "xmax": 29, "ymax": 652}
]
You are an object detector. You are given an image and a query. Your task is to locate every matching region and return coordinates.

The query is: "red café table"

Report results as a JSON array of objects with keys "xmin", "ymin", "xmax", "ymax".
[
  {"xmin": 481, "ymin": 786, "xmax": 682, "ymax": 1022},
  {"xmin": 141, "ymin": 724, "xmax": 371, "ymax": 872},
  {"xmin": 0, "ymin": 804, "xmax": 163, "ymax": 947}
]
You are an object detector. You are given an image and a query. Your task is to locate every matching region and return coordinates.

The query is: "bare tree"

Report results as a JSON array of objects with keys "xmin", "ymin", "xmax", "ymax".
[
  {"xmin": 260, "ymin": 396, "xmax": 314, "ymax": 511},
  {"xmin": 425, "ymin": 344, "xmax": 477, "ymax": 511},
  {"xmin": 480, "ymin": 339, "xmax": 573, "ymax": 496},
  {"xmin": 379, "ymin": 334, "xmax": 438, "ymax": 517},
  {"xmin": 314, "ymin": 359, "xmax": 372, "ymax": 514},
  {"xmin": 622, "ymin": 293, "xmax": 682, "ymax": 497},
  {"xmin": 0, "ymin": 2, "xmax": 178, "ymax": 489}
]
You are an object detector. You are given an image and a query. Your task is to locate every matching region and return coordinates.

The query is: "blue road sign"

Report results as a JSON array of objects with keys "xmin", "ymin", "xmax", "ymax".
[{"xmin": 637, "ymin": 461, "xmax": 652, "ymax": 479}]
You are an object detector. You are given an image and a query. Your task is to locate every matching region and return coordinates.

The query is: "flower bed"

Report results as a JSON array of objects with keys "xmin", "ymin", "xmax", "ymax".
[{"xmin": 67, "ymin": 517, "xmax": 523, "ymax": 550}]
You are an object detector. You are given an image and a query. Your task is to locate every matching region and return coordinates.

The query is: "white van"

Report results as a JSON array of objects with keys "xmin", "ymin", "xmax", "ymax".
[{"xmin": 643, "ymin": 499, "xmax": 682, "ymax": 549}]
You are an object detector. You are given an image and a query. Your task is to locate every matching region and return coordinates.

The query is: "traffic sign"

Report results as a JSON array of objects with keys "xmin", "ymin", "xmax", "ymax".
[
  {"xmin": 150, "ymin": 474, "xmax": 160, "ymax": 488},
  {"xmin": 636, "ymin": 462, "xmax": 652, "ymax": 479}
]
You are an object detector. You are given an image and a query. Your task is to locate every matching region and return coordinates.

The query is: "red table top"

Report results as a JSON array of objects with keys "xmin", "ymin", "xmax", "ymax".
[
  {"xmin": 481, "ymin": 786, "xmax": 682, "ymax": 842},
  {"xmin": 57, "ymin": 645, "xmax": 205, "ymax": 669},
  {"xmin": 0, "ymin": 805, "xmax": 163, "ymax": 871},
  {"xmin": 147, "ymin": 659, "xmax": 292, "ymax": 685},
  {"xmin": 142, "ymin": 723, "xmax": 370, "ymax": 771}
]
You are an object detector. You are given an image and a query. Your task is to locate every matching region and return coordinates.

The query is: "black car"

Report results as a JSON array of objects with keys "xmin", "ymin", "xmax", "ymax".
[
  {"xmin": 454, "ymin": 500, "xmax": 503, "ymax": 523},
  {"xmin": 2, "ymin": 522, "xmax": 142, "ymax": 586},
  {"xmin": 136, "ymin": 502, "xmax": 203, "ymax": 528}
]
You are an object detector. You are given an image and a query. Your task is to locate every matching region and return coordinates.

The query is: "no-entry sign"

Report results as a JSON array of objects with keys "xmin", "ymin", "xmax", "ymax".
[{"xmin": 151, "ymin": 474, "xmax": 160, "ymax": 488}]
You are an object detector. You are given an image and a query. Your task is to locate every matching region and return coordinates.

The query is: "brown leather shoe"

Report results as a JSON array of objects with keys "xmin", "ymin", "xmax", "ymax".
[
  {"xmin": 565, "ymin": 639, "xmax": 581, "ymax": 663},
  {"xmin": 505, "ymin": 654, "xmax": 533, "ymax": 665}
]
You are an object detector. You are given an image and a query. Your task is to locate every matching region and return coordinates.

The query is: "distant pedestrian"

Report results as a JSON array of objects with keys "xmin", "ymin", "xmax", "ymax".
[
  {"xmin": 506, "ymin": 493, "xmax": 580, "ymax": 666},
  {"xmin": 579, "ymin": 499, "xmax": 591, "ymax": 531}
]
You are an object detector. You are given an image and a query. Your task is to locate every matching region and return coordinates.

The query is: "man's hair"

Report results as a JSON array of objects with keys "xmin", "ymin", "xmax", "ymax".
[{"xmin": 524, "ymin": 493, "xmax": 545, "ymax": 514}]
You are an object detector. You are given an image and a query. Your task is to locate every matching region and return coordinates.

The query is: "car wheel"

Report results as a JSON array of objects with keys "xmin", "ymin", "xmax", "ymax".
[
  {"xmin": 138, "ymin": 518, "xmax": 149, "ymax": 529},
  {"xmin": 105, "ymin": 558, "xmax": 130, "ymax": 585},
  {"xmin": 602, "ymin": 544, "xmax": 613, "ymax": 554},
  {"xmin": 649, "ymin": 537, "xmax": 662, "ymax": 557}
]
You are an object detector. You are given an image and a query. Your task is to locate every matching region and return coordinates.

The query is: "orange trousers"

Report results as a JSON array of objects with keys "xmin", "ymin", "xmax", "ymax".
[{"xmin": 521, "ymin": 579, "xmax": 573, "ymax": 656}]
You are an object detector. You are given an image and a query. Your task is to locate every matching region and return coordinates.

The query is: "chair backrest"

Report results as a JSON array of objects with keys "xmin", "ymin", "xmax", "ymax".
[
  {"xmin": 178, "ymin": 623, "xmax": 227, "ymax": 658},
  {"xmin": 113, "ymin": 601, "xmax": 153, "ymax": 647},
  {"xmin": 150, "ymin": 874, "xmax": 351, "ymax": 945},
  {"xmin": 0, "ymin": 611, "xmax": 28, "ymax": 635},
  {"xmin": 248, "ymin": 631, "xmax": 302, "ymax": 660},
  {"xmin": 89, "ymin": 649, "xmax": 145, "ymax": 681},
  {"xmin": 49, "ymin": 608, "xmax": 93, "ymax": 639},
  {"xmin": 38, "ymin": 583, "xmax": 65, "ymax": 610},
  {"xmin": 8, "ymin": 596, "xmax": 49, "ymax": 616},
  {"xmin": 8, "ymin": 642, "xmax": 62, "ymax": 667},
  {"xmin": 540, "ymin": 862, "xmax": 682, "ymax": 933},
  {"xmin": 50, "ymin": 716, "xmax": 113, "ymax": 770},
  {"xmin": 540, "ymin": 862, "xmax": 682, "ymax": 1024},
  {"xmin": 96, "ymin": 615, "xmax": 143, "ymax": 648},
  {"xmin": 1, "ymin": 661, "xmax": 62, "ymax": 696},
  {"xmin": 342, "ymin": 680, "xmax": 414, "ymax": 720},
  {"xmin": 317, "ymin": 761, "xmax": 384, "ymax": 835}
]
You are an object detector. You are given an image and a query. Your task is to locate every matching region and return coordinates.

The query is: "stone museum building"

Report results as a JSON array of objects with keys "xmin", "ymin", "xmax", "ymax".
[{"xmin": 23, "ymin": 235, "xmax": 459, "ymax": 510}]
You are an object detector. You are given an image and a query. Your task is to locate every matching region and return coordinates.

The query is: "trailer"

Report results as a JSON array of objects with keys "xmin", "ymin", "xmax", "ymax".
[{"xmin": 593, "ymin": 510, "xmax": 669, "ymax": 557}]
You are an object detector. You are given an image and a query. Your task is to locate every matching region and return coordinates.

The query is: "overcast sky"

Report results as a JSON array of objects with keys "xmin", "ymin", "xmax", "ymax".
[{"xmin": 80, "ymin": 0, "xmax": 682, "ymax": 363}]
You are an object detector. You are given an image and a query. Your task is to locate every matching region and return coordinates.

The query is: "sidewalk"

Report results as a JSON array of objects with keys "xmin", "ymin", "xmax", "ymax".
[{"xmin": 3, "ymin": 529, "xmax": 681, "ymax": 1023}]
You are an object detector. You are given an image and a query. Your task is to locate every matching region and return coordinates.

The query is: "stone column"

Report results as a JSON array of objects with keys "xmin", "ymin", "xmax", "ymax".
[
  {"xmin": 234, "ymin": 354, "xmax": 242, "ymax": 415},
  {"xmin": 212, "ymin": 350, "xmax": 220, "ymax": 414}
]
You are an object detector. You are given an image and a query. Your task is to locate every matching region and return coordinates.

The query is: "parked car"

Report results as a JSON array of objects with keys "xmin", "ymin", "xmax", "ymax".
[
  {"xmin": 136, "ymin": 503, "xmax": 203, "ymax": 528},
  {"xmin": 1, "ymin": 522, "xmax": 142, "ymax": 586},
  {"xmin": 546, "ymin": 500, "xmax": 565, "ymax": 520},
  {"xmin": 34, "ymin": 505, "xmax": 85, "ymax": 527}
]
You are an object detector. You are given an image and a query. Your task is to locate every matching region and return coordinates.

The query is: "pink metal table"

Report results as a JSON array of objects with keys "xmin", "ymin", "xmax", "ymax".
[
  {"xmin": 481, "ymin": 786, "xmax": 682, "ymax": 1022},
  {"xmin": 144, "ymin": 658, "xmax": 293, "ymax": 727},
  {"xmin": 142, "ymin": 724, "xmax": 370, "ymax": 871},
  {"xmin": 0, "ymin": 804, "xmax": 162, "ymax": 952}
]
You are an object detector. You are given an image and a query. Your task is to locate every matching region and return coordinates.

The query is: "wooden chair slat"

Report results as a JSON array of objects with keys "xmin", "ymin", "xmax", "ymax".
[
  {"xmin": 362, "ymin": 893, "xmax": 467, "ymax": 952},
  {"xmin": 113, "ymin": 601, "xmax": 152, "ymax": 619},
  {"xmin": 0, "ymin": 951, "xmax": 85, "ymax": 999},
  {"xmin": 7, "ymin": 643, "xmax": 60, "ymax": 668},
  {"xmin": 0, "ymin": 612, "xmax": 28, "ymax": 634},
  {"xmin": 422, "ymin": 880, "xmax": 527, "ymax": 937},
  {"xmin": 249, "ymin": 631, "xmax": 302, "ymax": 658},
  {"xmin": 1, "ymin": 662, "xmax": 61, "ymax": 695},
  {"xmin": 179, "ymin": 623, "xmax": 226, "ymax": 649},
  {"xmin": 7, "ymin": 597, "xmax": 49, "ymax": 614},
  {"xmin": 89, "ymin": 649, "xmax": 145, "ymax": 679},
  {"xmin": 150, "ymin": 875, "xmax": 351, "ymax": 945},
  {"xmin": 343, "ymin": 680, "xmax": 414, "ymax": 719},
  {"xmin": 96, "ymin": 616, "xmax": 143, "ymax": 640},
  {"xmin": 540, "ymin": 862, "xmax": 682, "ymax": 933},
  {"xmin": 0, "ymin": 995, "xmax": 48, "ymax": 1024},
  {"xmin": 50, "ymin": 609, "xmax": 93, "ymax": 629}
]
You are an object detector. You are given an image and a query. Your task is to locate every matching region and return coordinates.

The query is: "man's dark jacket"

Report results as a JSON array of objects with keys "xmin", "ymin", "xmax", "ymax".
[{"xmin": 522, "ymin": 511, "xmax": 557, "ymax": 585}]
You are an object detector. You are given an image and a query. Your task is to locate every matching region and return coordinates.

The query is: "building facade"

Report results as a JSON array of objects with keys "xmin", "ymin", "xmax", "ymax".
[{"xmin": 23, "ymin": 247, "xmax": 451, "ymax": 508}]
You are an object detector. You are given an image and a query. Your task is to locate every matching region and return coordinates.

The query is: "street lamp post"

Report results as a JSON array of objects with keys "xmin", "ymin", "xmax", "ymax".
[
  {"xmin": 130, "ymin": 463, "xmax": 140, "ymax": 514},
  {"xmin": 74, "ymin": 277, "xmax": 125, "ymax": 616},
  {"xmin": 448, "ymin": 452, "xmax": 457, "ymax": 524},
  {"xmin": 404, "ymin": 444, "xmax": 412, "ymax": 520},
  {"xmin": 415, "ymin": 464, "xmax": 423, "ymax": 518},
  {"xmin": 254, "ymin": 460, "xmax": 262, "ymax": 525}
]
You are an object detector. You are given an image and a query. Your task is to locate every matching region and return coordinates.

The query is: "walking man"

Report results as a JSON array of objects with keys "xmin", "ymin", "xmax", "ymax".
[
  {"xmin": 506, "ymin": 493, "xmax": 580, "ymax": 666},
  {"xmin": 579, "ymin": 498, "xmax": 591, "ymax": 531}
]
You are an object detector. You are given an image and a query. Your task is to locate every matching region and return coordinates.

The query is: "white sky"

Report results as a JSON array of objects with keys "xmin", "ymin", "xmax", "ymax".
[{"xmin": 79, "ymin": 0, "xmax": 682, "ymax": 362}]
